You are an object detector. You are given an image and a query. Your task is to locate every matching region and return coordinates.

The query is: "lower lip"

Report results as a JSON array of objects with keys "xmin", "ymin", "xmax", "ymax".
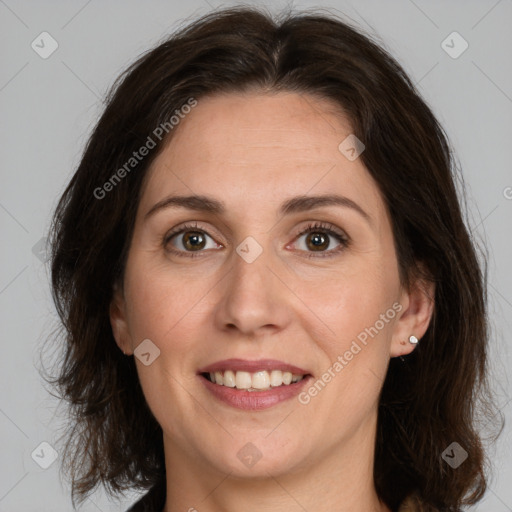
[{"xmin": 199, "ymin": 374, "xmax": 312, "ymax": 410}]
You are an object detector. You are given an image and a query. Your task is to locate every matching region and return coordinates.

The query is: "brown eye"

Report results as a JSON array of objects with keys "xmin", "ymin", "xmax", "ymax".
[
  {"xmin": 304, "ymin": 232, "xmax": 330, "ymax": 251},
  {"xmin": 163, "ymin": 222, "xmax": 221, "ymax": 258},
  {"xmin": 293, "ymin": 221, "xmax": 349, "ymax": 258},
  {"xmin": 180, "ymin": 231, "xmax": 207, "ymax": 251},
  {"xmin": 167, "ymin": 230, "xmax": 214, "ymax": 252}
]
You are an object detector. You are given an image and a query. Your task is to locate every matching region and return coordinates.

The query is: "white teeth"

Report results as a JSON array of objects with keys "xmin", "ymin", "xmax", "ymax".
[
  {"xmin": 223, "ymin": 370, "xmax": 236, "ymax": 388},
  {"xmin": 207, "ymin": 370, "xmax": 305, "ymax": 390},
  {"xmin": 235, "ymin": 371, "xmax": 252, "ymax": 389},
  {"xmin": 270, "ymin": 370, "xmax": 283, "ymax": 387},
  {"xmin": 282, "ymin": 372, "xmax": 292, "ymax": 385},
  {"xmin": 252, "ymin": 371, "xmax": 270, "ymax": 390}
]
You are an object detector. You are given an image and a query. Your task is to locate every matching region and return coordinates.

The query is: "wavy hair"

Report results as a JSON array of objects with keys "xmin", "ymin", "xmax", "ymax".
[{"xmin": 44, "ymin": 5, "xmax": 502, "ymax": 510}]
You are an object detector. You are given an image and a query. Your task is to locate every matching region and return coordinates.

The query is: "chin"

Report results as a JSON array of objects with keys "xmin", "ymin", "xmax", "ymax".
[{"xmin": 196, "ymin": 433, "xmax": 308, "ymax": 478}]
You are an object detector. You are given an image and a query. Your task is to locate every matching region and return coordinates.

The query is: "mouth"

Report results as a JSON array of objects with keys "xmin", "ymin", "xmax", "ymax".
[{"xmin": 197, "ymin": 359, "xmax": 313, "ymax": 409}]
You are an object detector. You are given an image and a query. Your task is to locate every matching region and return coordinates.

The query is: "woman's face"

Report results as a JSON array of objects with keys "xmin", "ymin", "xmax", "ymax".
[{"xmin": 111, "ymin": 91, "xmax": 431, "ymax": 480}]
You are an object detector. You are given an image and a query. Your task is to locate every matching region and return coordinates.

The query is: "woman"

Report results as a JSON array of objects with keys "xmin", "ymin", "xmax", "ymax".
[{"xmin": 46, "ymin": 6, "xmax": 500, "ymax": 511}]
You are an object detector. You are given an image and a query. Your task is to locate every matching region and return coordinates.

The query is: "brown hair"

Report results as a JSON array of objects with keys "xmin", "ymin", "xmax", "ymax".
[{"xmin": 44, "ymin": 5, "xmax": 502, "ymax": 511}]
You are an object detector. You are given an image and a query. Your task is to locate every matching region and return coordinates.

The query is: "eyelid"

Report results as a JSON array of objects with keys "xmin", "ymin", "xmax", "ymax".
[
  {"xmin": 294, "ymin": 220, "xmax": 347, "ymax": 241},
  {"xmin": 163, "ymin": 221, "xmax": 221, "ymax": 245}
]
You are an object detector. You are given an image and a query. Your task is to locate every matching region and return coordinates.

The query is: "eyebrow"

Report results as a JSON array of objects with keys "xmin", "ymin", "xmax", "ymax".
[{"xmin": 144, "ymin": 193, "xmax": 371, "ymax": 224}]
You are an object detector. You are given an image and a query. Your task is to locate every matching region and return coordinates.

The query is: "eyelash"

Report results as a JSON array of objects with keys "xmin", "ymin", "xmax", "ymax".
[{"xmin": 162, "ymin": 221, "xmax": 350, "ymax": 259}]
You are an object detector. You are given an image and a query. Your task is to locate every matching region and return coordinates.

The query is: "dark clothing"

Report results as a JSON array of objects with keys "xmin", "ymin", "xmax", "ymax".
[{"xmin": 125, "ymin": 479, "xmax": 421, "ymax": 511}]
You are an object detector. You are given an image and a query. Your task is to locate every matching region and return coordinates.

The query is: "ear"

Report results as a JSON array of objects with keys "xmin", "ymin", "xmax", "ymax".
[
  {"xmin": 109, "ymin": 282, "xmax": 134, "ymax": 356},
  {"xmin": 390, "ymin": 269, "xmax": 435, "ymax": 358}
]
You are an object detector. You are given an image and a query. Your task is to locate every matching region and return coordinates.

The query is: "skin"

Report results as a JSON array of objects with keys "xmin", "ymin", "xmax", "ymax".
[{"xmin": 110, "ymin": 91, "xmax": 435, "ymax": 512}]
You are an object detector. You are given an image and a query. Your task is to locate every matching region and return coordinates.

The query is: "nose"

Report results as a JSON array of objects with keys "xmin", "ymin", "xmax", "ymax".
[{"xmin": 213, "ymin": 241, "xmax": 292, "ymax": 339}]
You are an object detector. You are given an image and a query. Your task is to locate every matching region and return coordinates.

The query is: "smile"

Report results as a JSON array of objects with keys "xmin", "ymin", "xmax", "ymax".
[{"xmin": 197, "ymin": 359, "xmax": 313, "ymax": 410}]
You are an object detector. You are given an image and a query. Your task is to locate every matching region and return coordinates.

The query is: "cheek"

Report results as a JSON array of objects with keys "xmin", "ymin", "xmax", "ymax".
[
  {"xmin": 301, "ymin": 264, "xmax": 398, "ymax": 343},
  {"xmin": 305, "ymin": 281, "xmax": 397, "ymax": 425},
  {"xmin": 123, "ymin": 257, "xmax": 204, "ymax": 342},
  {"xmin": 123, "ymin": 265, "xmax": 203, "ymax": 427},
  {"xmin": 295, "ymin": 262, "xmax": 399, "ymax": 415}
]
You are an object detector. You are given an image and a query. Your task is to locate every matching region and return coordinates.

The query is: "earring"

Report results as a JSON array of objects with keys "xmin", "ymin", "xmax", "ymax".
[{"xmin": 409, "ymin": 335, "xmax": 418, "ymax": 344}]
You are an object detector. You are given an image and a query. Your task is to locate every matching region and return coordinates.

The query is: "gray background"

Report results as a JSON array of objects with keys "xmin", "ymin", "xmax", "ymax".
[{"xmin": 1, "ymin": 0, "xmax": 511, "ymax": 510}]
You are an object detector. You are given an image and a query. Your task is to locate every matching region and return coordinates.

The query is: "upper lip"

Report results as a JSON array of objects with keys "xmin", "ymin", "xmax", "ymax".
[{"xmin": 197, "ymin": 358, "xmax": 311, "ymax": 375}]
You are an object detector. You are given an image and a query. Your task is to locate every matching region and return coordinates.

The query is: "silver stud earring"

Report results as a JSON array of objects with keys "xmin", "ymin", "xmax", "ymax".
[{"xmin": 409, "ymin": 335, "xmax": 418, "ymax": 344}]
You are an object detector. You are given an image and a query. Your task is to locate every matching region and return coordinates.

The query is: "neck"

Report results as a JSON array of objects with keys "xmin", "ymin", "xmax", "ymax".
[{"xmin": 162, "ymin": 410, "xmax": 390, "ymax": 512}]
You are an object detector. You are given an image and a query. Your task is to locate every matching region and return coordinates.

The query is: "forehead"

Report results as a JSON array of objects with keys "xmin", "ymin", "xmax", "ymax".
[{"xmin": 139, "ymin": 91, "xmax": 384, "ymax": 221}]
